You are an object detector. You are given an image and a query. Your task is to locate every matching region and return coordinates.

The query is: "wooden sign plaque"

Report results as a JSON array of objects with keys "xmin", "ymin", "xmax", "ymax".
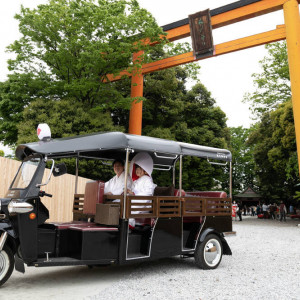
[{"xmin": 189, "ymin": 9, "xmax": 214, "ymax": 58}]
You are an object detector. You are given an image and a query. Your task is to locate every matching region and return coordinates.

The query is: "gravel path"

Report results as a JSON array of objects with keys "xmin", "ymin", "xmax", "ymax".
[
  {"xmin": 2, "ymin": 217, "xmax": 300, "ymax": 300},
  {"xmin": 92, "ymin": 217, "xmax": 300, "ymax": 300}
]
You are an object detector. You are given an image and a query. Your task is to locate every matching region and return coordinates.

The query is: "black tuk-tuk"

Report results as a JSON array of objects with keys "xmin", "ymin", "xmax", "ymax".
[{"xmin": 0, "ymin": 132, "xmax": 234, "ymax": 286}]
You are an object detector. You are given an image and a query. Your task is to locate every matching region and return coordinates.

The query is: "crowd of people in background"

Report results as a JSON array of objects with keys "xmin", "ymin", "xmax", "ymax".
[{"xmin": 232, "ymin": 201, "xmax": 299, "ymax": 222}]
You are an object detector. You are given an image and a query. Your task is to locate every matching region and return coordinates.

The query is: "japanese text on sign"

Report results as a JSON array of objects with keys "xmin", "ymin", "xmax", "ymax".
[{"xmin": 189, "ymin": 9, "xmax": 214, "ymax": 58}]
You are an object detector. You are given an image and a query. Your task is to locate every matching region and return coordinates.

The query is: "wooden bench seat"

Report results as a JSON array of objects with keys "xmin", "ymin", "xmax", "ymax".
[
  {"xmin": 50, "ymin": 221, "xmax": 118, "ymax": 231},
  {"xmin": 69, "ymin": 225, "xmax": 118, "ymax": 232}
]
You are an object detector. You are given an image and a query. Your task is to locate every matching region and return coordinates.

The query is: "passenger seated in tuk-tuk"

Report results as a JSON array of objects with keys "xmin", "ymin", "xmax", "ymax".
[
  {"xmin": 127, "ymin": 152, "xmax": 156, "ymax": 196},
  {"xmin": 104, "ymin": 159, "xmax": 132, "ymax": 195},
  {"xmin": 127, "ymin": 152, "xmax": 157, "ymax": 228},
  {"xmin": 127, "ymin": 164, "xmax": 156, "ymax": 196}
]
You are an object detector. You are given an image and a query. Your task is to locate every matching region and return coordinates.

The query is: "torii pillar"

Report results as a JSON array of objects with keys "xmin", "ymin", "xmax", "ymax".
[
  {"xmin": 129, "ymin": 51, "xmax": 144, "ymax": 135},
  {"xmin": 283, "ymin": 0, "xmax": 300, "ymax": 174}
]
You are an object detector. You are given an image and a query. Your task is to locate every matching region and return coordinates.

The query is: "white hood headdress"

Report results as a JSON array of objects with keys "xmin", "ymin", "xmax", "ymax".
[{"xmin": 130, "ymin": 152, "xmax": 154, "ymax": 177}]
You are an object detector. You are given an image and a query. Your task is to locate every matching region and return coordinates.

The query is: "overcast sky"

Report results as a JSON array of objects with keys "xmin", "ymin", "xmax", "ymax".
[{"xmin": 0, "ymin": 0, "xmax": 288, "ymax": 153}]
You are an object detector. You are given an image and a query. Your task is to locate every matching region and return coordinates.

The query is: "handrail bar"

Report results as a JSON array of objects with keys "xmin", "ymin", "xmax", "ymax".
[{"xmin": 77, "ymin": 194, "xmax": 232, "ymax": 220}]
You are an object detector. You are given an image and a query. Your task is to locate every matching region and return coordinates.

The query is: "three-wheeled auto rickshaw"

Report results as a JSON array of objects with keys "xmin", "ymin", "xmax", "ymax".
[{"xmin": 0, "ymin": 131, "xmax": 234, "ymax": 286}]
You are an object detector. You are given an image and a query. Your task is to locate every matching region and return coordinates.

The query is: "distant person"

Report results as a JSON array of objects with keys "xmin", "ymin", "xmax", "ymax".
[
  {"xmin": 243, "ymin": 205, "xmax": 247, "ymax": 216},
  {"xmin": 232, "ymin": 201, "xmax": 238, "ymax": 221},
  {"xmin": 237, "ymin": 203, "xmax": 242, "ymax": 221},
  {"xmin": 256, "ymin": 204, "xmax": 261, "ymax": 216},
  {"xmin": 247, "ymin": 206, "xmax": 250, "ymax": 215},
  {"xmin": 269, "ymin": 203, "xmax": 276, "ymax": 220},
  {"xmin": 289, "ymin": 204, "xmax": 294, "ymax": 215},
  {"xmin": 104, "ymin": 159, "xmax": 132, "ymax": 195},
  {"xmin": 279, "ymin": 201, "xmax": 287, "ymax": 222},
  {"xmin": 275, "ymin": 203, "xmax": 279, "ymax": 220},
  {"xmin": 262, "ymin": 203, "xmax": 268, "ymax": 219}
]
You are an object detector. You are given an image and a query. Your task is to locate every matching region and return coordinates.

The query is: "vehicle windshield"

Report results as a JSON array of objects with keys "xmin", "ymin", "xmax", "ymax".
[{"xmin": 11, "ymin": 157, "xmax": 41, "ymax": 189}]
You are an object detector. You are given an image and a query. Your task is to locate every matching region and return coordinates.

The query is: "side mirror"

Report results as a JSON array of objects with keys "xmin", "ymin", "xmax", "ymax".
[{"xmin": 53, "ymin": 163, "xmax": 67, "ymax": 177}]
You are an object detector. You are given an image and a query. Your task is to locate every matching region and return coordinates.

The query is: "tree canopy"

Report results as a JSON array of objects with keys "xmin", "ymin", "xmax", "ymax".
[
  {"xmin": 242, "ymin": 41, "xmax": 299, "ymax": 203},
  {"xmin": 16, "ymin": 65, "xmax": 230, "ymax": 187},
  {"xmin": 0, "ymin": 0, "xmax": 165, "ymax": 146},
  {"xmin": 247, "ymin": 100, "xmax": 298, "ymax": 201},
  {"xmin": 142, "ymin": 67, "xmax": 229, "ymax": 192},
  {"xmin": 229, "ymin": 126, "xmax": 256, "ymax": 195},
  {"xmin": 17, "ymin": 97, "xmax": 123, "ymax": 145},
  {"xmin": 243, "ymin": 42, "xmax": 291, "ymax": 119}
]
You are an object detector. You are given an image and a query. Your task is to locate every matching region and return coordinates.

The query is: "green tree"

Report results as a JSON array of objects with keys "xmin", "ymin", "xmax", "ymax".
[
  {"xmin": 0, "ymin": 150, "xmax": 4, "ymax": 157},
  {"xmin": 112, "ymin": 65, "xmax": 230, "ymax": 191},
  {"xmin": 17, "ymin": 98, "xmax": 123, "ymax": 145},
  {"xmin": 243, "ymin": 41, "xmax": 290, "ymax": 118},
  {"xmin": 0, "ymin": 0, "xmax": 165, "ymax": 146},
  {"xmin": 248, "ymin": 100, "xmax": 299, "ymax": 201},
  {"xmin": 16, "ymin": 97, "xmax": 124, "ymax": 179},
  {"xmin": 243, "ymin": 40, "xmax": 300, "ymax": 203},
  {"xmin": 229, "ymin": 126, "xmax": 256, "ymax": 194},
  {"xmin": 144, "ymin": 74, "xmax": 229, "ymax": 191}
]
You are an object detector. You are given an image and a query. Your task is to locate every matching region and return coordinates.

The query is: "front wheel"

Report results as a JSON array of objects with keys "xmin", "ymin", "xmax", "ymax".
[
  {"xmin": 0, "ymin": 245, "xmax": 14, "ymax": 287},
  {"xmin": 194, "ymin": 234, "xmax": 223, "ymax": 270}
]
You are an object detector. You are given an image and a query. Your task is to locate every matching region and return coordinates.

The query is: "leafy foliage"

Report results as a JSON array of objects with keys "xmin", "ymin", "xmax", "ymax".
[
  {"xmin": 0, "ymin": 0, "xmax": 165, "ymax": 146},
  {"xmin": 229, "ymin": 126, "xmax": 256, "ymax": 194},
  {"xmin": 243, "ymin": 41, "xmax": 300, "ymax": 203},
  {"xmin": 247, "ymin": 101, "xmax": 299, "ymax": 201},
  {"xmin": 243, "ymin": 42, "xmax": 291, "ymax": 118},
  {"xmin": 16, "ymin": 67, "xmax": 230, "ymax": 188},
  {"xmin": 17, "ymin": 97, "xmax": 123, "ymax": 145},
  {"xmin": 16, "ymin": 97, "xmax": 124, "ymax": 180},
  {"xmin": 112, "ymin": 65, "xmax": 229, "ymax": 191}
]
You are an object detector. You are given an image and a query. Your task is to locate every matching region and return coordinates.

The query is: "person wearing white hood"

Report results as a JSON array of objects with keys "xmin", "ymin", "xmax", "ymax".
[{"xmin": 127, "ymin": 152, "xmax": 157, "ymax": 228}]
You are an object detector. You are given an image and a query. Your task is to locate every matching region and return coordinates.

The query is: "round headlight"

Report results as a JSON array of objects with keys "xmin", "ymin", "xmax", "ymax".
[{"xmin": 8, "ymin": 201, "xmax": 33, "ymax": 214}]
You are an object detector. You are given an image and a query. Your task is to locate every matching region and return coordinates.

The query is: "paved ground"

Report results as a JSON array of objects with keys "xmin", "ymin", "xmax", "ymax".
[{"xmin": 1, "ymin": 216, "xmax": 300, "ymax": 300}]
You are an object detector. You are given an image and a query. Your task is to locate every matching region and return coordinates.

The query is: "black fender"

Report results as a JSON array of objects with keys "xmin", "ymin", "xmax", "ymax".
[
  {"xmin": 198, "ymin": 227, "xmax": 232, "ymax": 256},
  {"xmin": 0, "ymin": 223, "xmax": 18, "ymax": 254},
  {"xmin": 1, "ymin": 223, "xmax": 24, "ymax": 273}
]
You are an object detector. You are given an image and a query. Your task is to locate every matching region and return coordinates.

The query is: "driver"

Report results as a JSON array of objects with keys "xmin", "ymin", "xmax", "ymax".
[{"xmin": 104, "ymin": 159, "xmax": 132, "ymax": 195}]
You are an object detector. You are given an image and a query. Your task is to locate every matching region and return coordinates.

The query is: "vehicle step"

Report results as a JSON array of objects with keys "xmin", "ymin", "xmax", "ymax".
[
  {"xmin": 126, "ymin": 253, "xmax": 149, "ymax": 260},
  {"xmin": 28, "ymin": 257, "xmax": 115, "ymax": 267},
  {"xmin": 223, "ymin": 231, "xmax": 236, "ymax": 236}
]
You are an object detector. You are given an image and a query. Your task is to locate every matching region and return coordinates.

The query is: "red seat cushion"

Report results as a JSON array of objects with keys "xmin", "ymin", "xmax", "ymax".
[
  {"xmin": 83, "ymin": 181, "xmax": 105, "ymax": 215},
  {"xmin": 50, "ymin": 221, "xmax": 90, "ymax": 229},
  {"xmin": 185, "ymin": 191, "xmax": 227, "ymax": 198},
  {"xmin": 290, "ymin": 215, "xmax": 300, "ymax": 219},
  {"xmin": 174, "ymin": 189, "xmax": 185, "ymax": 196}
]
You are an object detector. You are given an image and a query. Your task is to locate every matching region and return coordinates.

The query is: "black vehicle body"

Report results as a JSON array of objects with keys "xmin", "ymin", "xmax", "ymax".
[{"xmin": 0, "ymin": 132, "xmax": 234, "ymax": 286}]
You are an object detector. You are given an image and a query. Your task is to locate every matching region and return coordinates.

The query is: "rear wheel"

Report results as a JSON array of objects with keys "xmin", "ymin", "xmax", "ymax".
[
  {"xmin": 194, "ymin": 234, "xmax": 223, "ymax": 269},
  {"xmin": 0, "ymin": 245, "xmax": 14, "ymax": 286}
]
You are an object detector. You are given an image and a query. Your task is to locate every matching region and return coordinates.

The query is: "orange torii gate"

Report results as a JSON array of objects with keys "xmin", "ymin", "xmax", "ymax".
[{"xmin": 107, "ymin": 0, "xmax": 300, "ymax": 174}]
